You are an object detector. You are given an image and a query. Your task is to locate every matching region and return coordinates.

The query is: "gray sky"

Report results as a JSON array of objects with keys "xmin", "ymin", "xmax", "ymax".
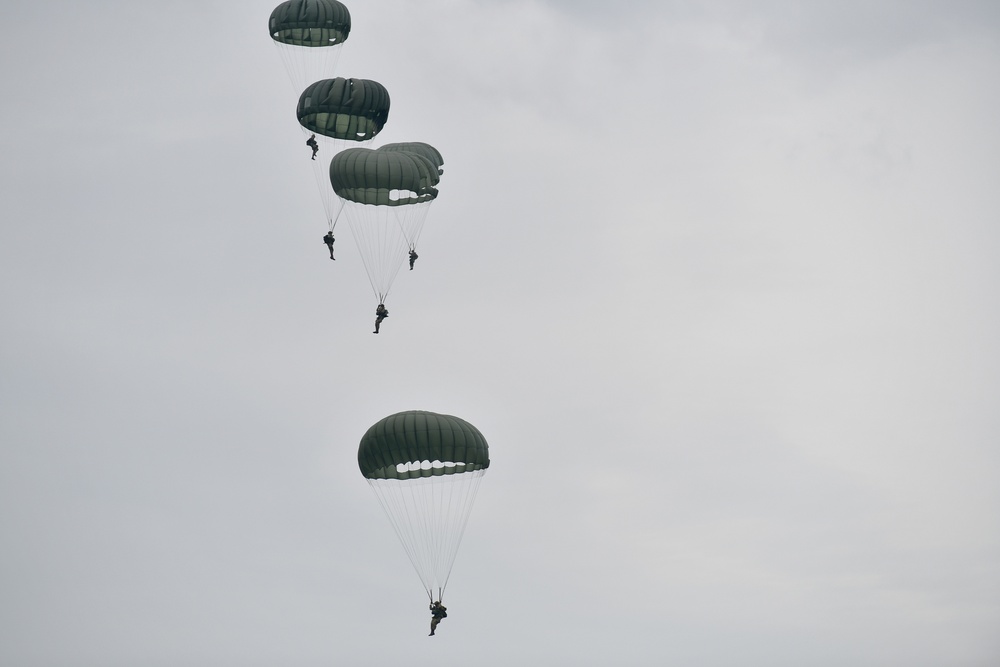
[{"xmin": 1, "ymin": 1, "xmax": 998, "ymax": 665}]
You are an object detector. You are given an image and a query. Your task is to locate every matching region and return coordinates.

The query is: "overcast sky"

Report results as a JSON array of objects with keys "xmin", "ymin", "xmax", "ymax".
[{"xmin": 2, "ymin": 1, "xmax": 999, "ymax": 665}]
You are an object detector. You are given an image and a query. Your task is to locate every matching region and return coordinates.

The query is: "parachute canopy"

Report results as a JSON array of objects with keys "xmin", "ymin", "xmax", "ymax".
[
  {"xmin": 359, "ymin": 410, "xmax": 489, "ymax": 480},
  {"xmin": 359, "ymin": 411, "xmax": 489, "ymax": 601},
  {"xmin": 269, "ymin": 0, "xmax": 351, "ymax": 47},
  {"xmin": 330, "ymin": 147, "xmax": 440, "ymax": 206},
  {"xmin": 269, "ymin": 1, "xmax": 351, "ymax": 95},
  {"xmin": 297, "ymin": 77, "xmax": 390, "ymax": 141}
]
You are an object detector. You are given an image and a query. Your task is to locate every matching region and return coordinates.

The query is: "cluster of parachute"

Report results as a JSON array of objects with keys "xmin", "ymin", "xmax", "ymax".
[
  {"xmin": 270, "ymin": 0, "xmax": 444, "ymax": 305},
  {"xmin": 269, "ymin": 1, "xmax": 483, "ymax": 619}
]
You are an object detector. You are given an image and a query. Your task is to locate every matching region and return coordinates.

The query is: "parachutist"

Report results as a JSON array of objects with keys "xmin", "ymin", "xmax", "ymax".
[
  {"xmin": 429, "ymin": 601, "xmax": 447, "ymax": 636},
  {"xmin": 373, "ymin": 303, "xmax": 388, "ymax": 334},
  {"xmin": 306, "ymin": 133, "xmax": 319, "ymax": 160},
  {"xmin": 323, "ymin": 231, "xmax": 335, "ymax": 259},
  {"xmin": 409, "ymin": 248, "xmax": 418, "ymax": 270},
  {"xmin": 359, "ymin": 412, "xmax": 489, "ymax": 616}
]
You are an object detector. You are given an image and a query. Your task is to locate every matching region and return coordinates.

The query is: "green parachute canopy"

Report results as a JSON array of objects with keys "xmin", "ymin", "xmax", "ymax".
[
  {"xmin": 378, "ymin": 142, "xmax": 444, "ymax": 175},
  {"xmin": 358, "ymin": 410, "xmax": 490, "ymax": 480},
  {"xmin": 329, "ymin": 147, "xmax": 439, "ymax": 206},
  {"xmin": 269, "ymin": 0, "xmax": 351, "ymax": 47},
  {"xmin": 297, "ymin": 78, "xmax": 390, "ymax": 142}
]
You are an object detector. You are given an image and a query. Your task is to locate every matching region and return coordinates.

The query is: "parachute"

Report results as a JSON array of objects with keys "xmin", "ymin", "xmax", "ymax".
[
  {"xmin": 298, "ymin": 78, "xmax": 391, "ymax": 230},
  {"xmin": 359, "ymin": 411, "xmax": 489, "ymax": 602},
  {"xmin": 269, "ymin": 0, "xmax": 352, "ymax": 94},
  {"xmin": 376, "ymin": 142, "xmax": 444, "ymax": 254},
  {"xmin": 330, "ymin": 146, "xmax": 438, "ymax": 302}
]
